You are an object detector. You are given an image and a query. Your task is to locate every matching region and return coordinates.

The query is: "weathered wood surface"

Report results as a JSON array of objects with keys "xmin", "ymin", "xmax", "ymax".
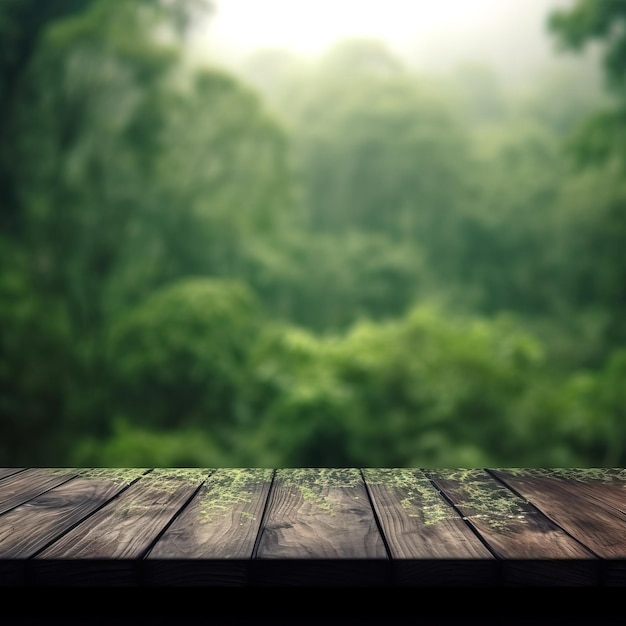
[
  {"xmin": 0, "ymin": 467, "xmax": 625, "ymax": 586},
  {"xmin": 253, "ymin": 468, "xmax": 388, "ymax": 585}
]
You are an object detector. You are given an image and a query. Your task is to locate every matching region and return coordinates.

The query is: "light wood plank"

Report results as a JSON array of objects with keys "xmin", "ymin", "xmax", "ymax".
[{"xmin": 0, "ymin": 469, "xmax": 26, "ymax": 481}]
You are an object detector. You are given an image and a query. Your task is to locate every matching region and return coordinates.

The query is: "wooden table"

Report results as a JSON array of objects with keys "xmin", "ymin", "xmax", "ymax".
[{"xmin": 1, "ymin": 467, "xmax": 626, "ymax": 590}]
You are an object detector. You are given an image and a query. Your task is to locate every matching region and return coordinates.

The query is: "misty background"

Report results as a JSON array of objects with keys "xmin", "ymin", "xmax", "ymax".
[{"xmin": 1, "ymin": 0, "xmax": 625, "ymax": 468}]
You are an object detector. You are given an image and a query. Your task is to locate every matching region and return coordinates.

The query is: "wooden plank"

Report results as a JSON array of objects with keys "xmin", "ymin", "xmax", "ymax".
[
  {"xmin": 31, "ymin": 469, "xmax": 211, "ymax": 586},
  {"xmin": 0, "ymin": 469, "xmax": 148, "ymax": 559},
  {"xmin": 362, "ymin": 468, "xmax": 496, "ymax": 586},
  {"xmin": 491, "ymin": 468, "xmax": 626, "ymax": 557},
  {"xmin": 427, "ymin": 469, "xmax": 598, "ymax": 587},
  {"xmin": 502, "ymin": 469, "xmax": 626, "ymax": 516},
  {"xmin": 0, "ymin": 468, "xmax": 78, "ymax": 515},
  {"xmin": 491, "ymin": 468, "xmax": 626, "ymax": 586},
  {"xmin": 0, "ymin": 469, "xmax": 26, "ymax": 481},
  {"xmin": 253, "ymin": 468, "xmax": 389, "ymax": 586},
  {"xmin": 144, "ymin": 468, "xmax": 274, "ymax": 587}
]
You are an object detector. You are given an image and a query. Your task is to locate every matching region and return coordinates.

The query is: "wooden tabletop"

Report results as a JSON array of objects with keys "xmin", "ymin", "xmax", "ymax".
[{"xmin": 1, "ymin": 467, "xmax": 626, "ymax": 587}]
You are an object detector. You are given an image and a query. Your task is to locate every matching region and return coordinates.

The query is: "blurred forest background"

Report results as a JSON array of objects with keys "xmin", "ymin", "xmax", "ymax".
[{"xmin": 2, "ymin": 0, "xmax": 626, "ymax": 467}]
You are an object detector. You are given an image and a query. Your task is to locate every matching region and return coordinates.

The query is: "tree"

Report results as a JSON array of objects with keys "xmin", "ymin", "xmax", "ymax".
[{"xmin": 549, "ymin": 0, "xmax": 626, "ymax": 167}]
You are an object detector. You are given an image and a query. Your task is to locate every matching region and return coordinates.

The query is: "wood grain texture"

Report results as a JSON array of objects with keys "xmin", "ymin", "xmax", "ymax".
[
  {"xmin": 491, "ymin": 468, "xmax": 626, "ymax": 558},
  {"xmin": 427, "ymin": 469, "xmax": 595, "ymax": 559},
  {"xmin": 0, "ymin": 468, "xmax": 78, "ymax": 515},
  {"xmin": 0, "ymin": 469, "xmax": 26, "ymax": 481},
  {"xmin": 496, "ymin": 469, "xmax": 626, "ymax": 516},
  {"xmin": 0, "ymin": 469, "xmax": 148, "ymax": 558},
  {"xmin": 144, "ymin": 468, "xmax": 274, "ymax": 586},
  {"xmin": 255, "ymin": 468, "xmax": 386, "ymax": 560},
  {"xmin": 0, "ymin": 467, "xmax": 625, "ymax": 587},
  {"xmin": 427, "ymin": 469, "xmax": 599, "ymax": 586},
  {"xmin": 363, "ymin": 468, "xmax": 493, "ymax": 559},
  {"xmin": 363, "ymin": 468, "xmax": 497, "ymax": 586},
  {"xmin": 35, "ymin": 469, "xmax": 210, "ymax": 559}
]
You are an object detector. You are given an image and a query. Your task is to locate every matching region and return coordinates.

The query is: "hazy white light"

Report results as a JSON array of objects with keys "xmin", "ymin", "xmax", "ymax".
[{"xmin": 203, "ymin": 0, "xmax": 563, "ymax": 56}]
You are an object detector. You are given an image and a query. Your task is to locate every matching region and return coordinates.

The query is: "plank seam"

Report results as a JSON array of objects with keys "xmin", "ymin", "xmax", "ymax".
[
  {"xmin": 484, "ymin": 469, "xmax": 603, "ymax": 561},
  {"xmin": 138, "ymin": 469, "xmax": 216, "ymax": 564},
  {"xmin": 0, "ymin": 468, "xmax": 29, "ymax": 483},
  {"xmin": 358, "ymin": 468, "xmax": 392, "ymax": 562},
  {"xmin": 250, "ymin": 469, "xmax": 276, "ymax": 560},
  {"xmin": 27, "ymin": 469, "xmax": 154, "ymax": 559},
  {"xmin": 0, "ymin": 470, "xmax": 82, "ymax": 518},
  {"xmin": 422, "ymin": 469, "xmax": 502, "ymax": 563}
]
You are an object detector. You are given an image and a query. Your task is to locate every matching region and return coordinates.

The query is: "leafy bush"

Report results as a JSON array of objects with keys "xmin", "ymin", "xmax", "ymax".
[{"xmin": 105, "ymin": 278, "xmax": 261, "ymax": 436}]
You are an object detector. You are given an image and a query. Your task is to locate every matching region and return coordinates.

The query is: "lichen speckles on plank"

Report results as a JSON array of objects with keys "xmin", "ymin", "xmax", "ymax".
[
  {"xmin": 276, "ymin": 468, "xmax": 363, "ymax": 516},
  {"xmin": 363, "ymin": 468, "xmax": 458, "ymax": 526},
  {"xmin": 197, "ymin": 468, "xmax": 273, "ymax": 524},
  {"xmin": 39, "ymin": 468, "xmax": 81, "ymax": 476},
  {"xmin": 76, "ymin": 468, "xmax": 150, "ymax": 486},
  {"xmin": 113, "ymin": 469, "xmax": 211, "ymax": 517},
  {"xmin": 142, "ymin": 468, "xmax": 213, "ymax": 485},
  {"xmin": 495, "ymin": 468, "xmax": 626, "ymax": 484},
  {"xmin": 427, "ymin": 469, "xmax": 530, "ymax": 531}
]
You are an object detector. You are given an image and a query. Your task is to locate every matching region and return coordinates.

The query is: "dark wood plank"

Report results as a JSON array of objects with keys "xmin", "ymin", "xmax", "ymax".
[
  {"xmin": 144, "ymin": 468, "xmax": 274, "ymax": 587},
  {"xmin": 491, "ymin": 468, "xmax": 626, "ymax": 557},
  {"xmin": 0, "ymin": 469, "xmax": 148, "ymax": 559},
  {"xmin": 499, "ymin": 469, "xmax": 626, "ymax": 516},
  {"xmin": 491, "ymin": 468, "xmax": 626, "ymax": 586},
  {"xmin": 31, "ymin": 469, "xmax": 211, "ymax": 586},
  {"xmin": 253, "ymin": 468, "xmax": 389, "ymax": 586},
  {"xmin": 427, "ymin": 469, "xmax": 598, "ymax": 586},
  {"xmin": 0, "ymin": 468, "xmax": 78, "ymax": 515},
  {"xmin": 0, "ymin": 469, "xmax": 26, "ymax": 481},
  {"xmin": 362, "ymin": 468, "xmax": 496, "ymax": 586}
]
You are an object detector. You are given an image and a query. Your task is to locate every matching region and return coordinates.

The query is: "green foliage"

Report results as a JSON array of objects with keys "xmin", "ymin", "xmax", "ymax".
[
  {"xmin": 72, "ymin": 419, "xmax": 226, "ymax": 467},
  {"xmin": 247, "ymin": 305, "xmax": 556, "ymax": 468},
  {"xmin": 548, "ymin": 0, "xmax": 626, "ymax": 168},
  {"xmin": 242, "ymin": 231, "xmax": 424, "ymax": 330},
  {"xmin": 0, "ymin": 236, "xmax": 72, "ymax": 463},
  {"xmin": 2, "ymin": 0, "xmax": 625, "ymax": 467},
  {"xmin": 549, "ymin": 0, "xmax": 626, "ymax": 92},
  {"xmin": 106, "ymin": 278, "xmax": 261, "ymax": 434}
]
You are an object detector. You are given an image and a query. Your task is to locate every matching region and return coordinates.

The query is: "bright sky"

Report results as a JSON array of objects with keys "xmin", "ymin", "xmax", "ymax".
[{"xmin": 198, "ymin": 0, "xmax": 573, "ymax": 61}]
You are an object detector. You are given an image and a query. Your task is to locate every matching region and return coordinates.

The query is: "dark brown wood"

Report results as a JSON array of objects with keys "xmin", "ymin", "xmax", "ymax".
[
  {"xmin": 31, "ymin": 469, "xmax": 211, "ymax": 585},
  {"xmin": 0, "ymin": 468, "xmax": 78, "ymax": 515},
  {"xmin": 0, "ymin": 469, "xmax": 148, "ymax": 559},
  {"xmin": 491, "ymin": 468, "xmax": 626, "ymax": 586},
  {"xmin": 427, "ymin": 469, "xmax": 599, "ymax": 586},
  {"xmin": 0, "ymin": 467, "xmax": 625, "ymax": 588},
  {"xmin": 254, "ymin": 468, "xmax": 389, "ymax": 586},
  {"xmin": 491, "ymin": 468, "xmax": 626, "ymax": 557},
  {"xmin": 144, "ymin": 468, "xmax": 274, "ymax": 586},
  {"xmin": 362, "ymin": 468, "xmax": 497, "ymax": 586}
]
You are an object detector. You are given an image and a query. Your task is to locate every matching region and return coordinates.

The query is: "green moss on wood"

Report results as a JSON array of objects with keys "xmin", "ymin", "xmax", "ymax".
[
  {"xmin": 496, "ymin": 468, "xmax": 626, "ymax": 483},
  {"xmin": 427, "ymin": 469, "xmax": 531, "ymax": 530},
  {"xmin": 363, "ymin": 468, "xmax": 458, "ymax": 526},
  {"xmin": 276, "ymin": 468, "xmax": 363, "ymax": 516},
  {"xmin": 77, "ymin": 468, "xmax": 149, "ymax": 485},
  {"xmin": 198, "ymin": 468, "xmax": 273, "ymax": 523}
]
